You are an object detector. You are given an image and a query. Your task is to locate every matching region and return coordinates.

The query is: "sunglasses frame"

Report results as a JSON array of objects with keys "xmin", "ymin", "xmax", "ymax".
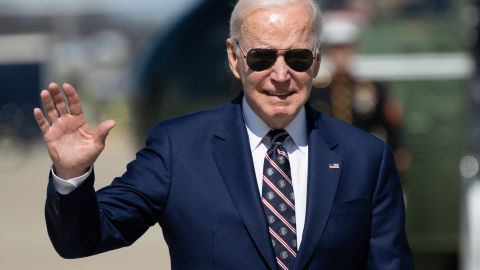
[{"xmin": 235, "ymin": 41, "xmax": 317, "ymax": 72}]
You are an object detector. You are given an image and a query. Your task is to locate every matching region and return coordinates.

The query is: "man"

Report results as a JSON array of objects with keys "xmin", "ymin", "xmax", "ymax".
[{"xmin": 34, "ymin": 0, "xmax": 413, "ymax": 269}]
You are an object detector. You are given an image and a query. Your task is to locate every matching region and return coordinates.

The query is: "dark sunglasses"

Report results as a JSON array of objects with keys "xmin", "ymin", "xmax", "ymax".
[{"xmin": 237, "ymin": 42, "xmax": 316, "ymax": 72}]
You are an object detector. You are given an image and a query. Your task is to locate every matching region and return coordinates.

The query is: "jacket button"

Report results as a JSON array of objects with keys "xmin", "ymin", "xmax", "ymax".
[{"xmin": 51, "ymin": 198, "xmax": 60, "ymax": 216}]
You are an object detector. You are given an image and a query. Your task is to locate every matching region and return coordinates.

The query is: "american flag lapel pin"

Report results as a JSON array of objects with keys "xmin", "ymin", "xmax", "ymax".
[{"xmin": 328, "ymin": 163, "xmax": 340, "ymax": 169}]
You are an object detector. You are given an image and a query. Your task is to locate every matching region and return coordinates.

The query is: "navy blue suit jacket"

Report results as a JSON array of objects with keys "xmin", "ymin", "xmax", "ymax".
[{"xmin": 45, "ymin": 97, "xmax": 413, "ymax": 269}]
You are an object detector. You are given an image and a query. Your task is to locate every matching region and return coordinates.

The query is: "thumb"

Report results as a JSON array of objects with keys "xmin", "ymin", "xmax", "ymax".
[{"xmin": 96, "ymin": 119, "xmax": 116, "ymax": 145}]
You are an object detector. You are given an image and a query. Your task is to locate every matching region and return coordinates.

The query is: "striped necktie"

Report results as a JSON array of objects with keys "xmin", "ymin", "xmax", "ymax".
[{"xmin": 262, "ymin": 129, "xmax": 297, "ymax": 270}]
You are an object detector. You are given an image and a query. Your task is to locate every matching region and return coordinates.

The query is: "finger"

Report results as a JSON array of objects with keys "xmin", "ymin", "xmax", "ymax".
[
  {"xmin": 49, "ymin": 82, "xmax": 67, "ymax": 116},
  {"xmin": 96, "ymin": 120, "xmax": 116, "ymax": 146},
  {"xmin": 62, "ymin": 83, "xmax": 83, "ymax": 115},
  {"xmin": 33, "ymin": 107, "xmax": 50, "ymax": 134},
  {"xmin": 40, "ymin": 89, "xmax": 59, "ymax": 122}
]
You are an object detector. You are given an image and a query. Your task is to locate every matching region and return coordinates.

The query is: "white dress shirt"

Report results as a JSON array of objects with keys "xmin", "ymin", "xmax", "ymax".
[
  {"xmin": 52, "ymin": 97, "xmax": 309, "ymax": 246},
  {"xmin": 52, "ymin": 166, "xmax": 92, "ymax": 195},
  {"xmin": 242, "ymin": 98, "xmax": 309, "ymax": 248}
]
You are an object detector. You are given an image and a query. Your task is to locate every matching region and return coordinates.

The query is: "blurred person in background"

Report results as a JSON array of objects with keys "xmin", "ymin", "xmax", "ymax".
[
  {"xmin": 33, "ymin": 0, "xmax": 412, "ymax": 269},
  {"xmin": 310, "ymin": 11, "xmax": 411, "ymax": 182}
]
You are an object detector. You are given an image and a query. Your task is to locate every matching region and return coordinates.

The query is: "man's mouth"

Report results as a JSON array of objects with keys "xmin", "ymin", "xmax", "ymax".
[{"xmin": 262, "ymin": 90, "xmax": 293, "ymax": 98}]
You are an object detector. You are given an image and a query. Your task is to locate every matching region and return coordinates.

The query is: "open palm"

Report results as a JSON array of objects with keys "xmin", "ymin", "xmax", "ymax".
[{"xmin": 34, "ymin": 83, "xmax": 115, "ymax": 179}]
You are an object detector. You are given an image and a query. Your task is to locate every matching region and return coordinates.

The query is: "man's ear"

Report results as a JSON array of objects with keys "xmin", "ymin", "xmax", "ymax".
[{"xmin": 226, "ymin": 38, "xmax": 241, "ymax": 79}]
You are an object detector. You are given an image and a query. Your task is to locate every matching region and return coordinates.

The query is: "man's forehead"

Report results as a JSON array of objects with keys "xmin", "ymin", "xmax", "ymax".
[{"xmin": 239, "ymin": 6, "xmax": 314, "ymax": 47}]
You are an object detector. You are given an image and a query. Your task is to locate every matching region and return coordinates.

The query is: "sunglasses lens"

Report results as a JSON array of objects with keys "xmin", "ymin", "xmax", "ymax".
[
  {"xmin": 285, "ymin": 49, "xmax": 314, "ymax": 72},
  {"xmin": 245, "ymin": 48, "xmax": 314, "ymax": 72},
  {"xmin": 246, "ymin": 49, "xmax": 277, "ymax": 71}
]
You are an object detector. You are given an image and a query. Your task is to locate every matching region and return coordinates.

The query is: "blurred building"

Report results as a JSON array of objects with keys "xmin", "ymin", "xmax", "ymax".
[{"xmin": 0, "ymin": 0, "xmax": 201, "ymax": 155}]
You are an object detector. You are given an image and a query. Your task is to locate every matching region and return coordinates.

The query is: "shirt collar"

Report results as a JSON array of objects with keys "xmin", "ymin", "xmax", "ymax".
[{"xmin": 242, "ymin": 97, "xmax": 308, "ymax": 154}]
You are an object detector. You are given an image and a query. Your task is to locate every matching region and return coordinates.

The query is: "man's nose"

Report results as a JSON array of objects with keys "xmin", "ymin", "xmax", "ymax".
[{"xmin": 270, "ymin": 56, "xmax": 291, "ymax": 82}]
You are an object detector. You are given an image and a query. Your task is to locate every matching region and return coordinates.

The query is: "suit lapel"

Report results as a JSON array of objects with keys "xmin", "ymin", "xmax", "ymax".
[
  {"xmin": 211, "ymin": 101, "xmax": 342, "ymax": 270},
  {"xmin": 211, "ymin": 104, "xmax": 278, "ymax": 270},
  {"xmin": 294, "ymin": 109, "xmax": 342, "ymax": 270}
]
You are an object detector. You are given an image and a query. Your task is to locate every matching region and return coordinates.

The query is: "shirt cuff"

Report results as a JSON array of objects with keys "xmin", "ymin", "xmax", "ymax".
[{"xmin": 51, "ymin": 166, "xmax": 93, "ymax": 195}]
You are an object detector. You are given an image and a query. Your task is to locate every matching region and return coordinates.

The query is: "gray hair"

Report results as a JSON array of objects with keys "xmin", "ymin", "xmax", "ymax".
[{"xmin": 229, "ymin": 0, "xmax": 323, "ymax": 46}]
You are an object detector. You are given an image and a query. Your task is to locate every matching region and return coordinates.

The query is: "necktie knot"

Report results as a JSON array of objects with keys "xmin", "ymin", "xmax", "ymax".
[{"xmin": 268, "ymin": 129, "xmax": 289, "ymax": 145}]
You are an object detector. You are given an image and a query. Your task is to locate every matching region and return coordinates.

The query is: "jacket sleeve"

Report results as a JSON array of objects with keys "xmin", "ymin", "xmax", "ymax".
[
  {"xmin": 45, "ymin": 124, "xmax": 172, "ymax": 259},
  {"xmin": 367, "ymin": 144, "xmax": 414, "ymax": 269}
]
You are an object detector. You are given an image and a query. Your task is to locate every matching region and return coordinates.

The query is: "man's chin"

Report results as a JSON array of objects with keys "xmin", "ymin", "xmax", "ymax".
[
  {"xmin": 268, "ymin": 105, "xmax": 301, "ymax": 118},
  {"xmin": 263, "ymin": 110, "xmax": 297, "ymax": 129}
]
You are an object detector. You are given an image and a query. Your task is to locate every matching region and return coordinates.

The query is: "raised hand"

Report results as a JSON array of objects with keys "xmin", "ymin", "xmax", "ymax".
[{"xmin": 33, "ymin": 83, "xmax": 115, "ymax": 179}]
